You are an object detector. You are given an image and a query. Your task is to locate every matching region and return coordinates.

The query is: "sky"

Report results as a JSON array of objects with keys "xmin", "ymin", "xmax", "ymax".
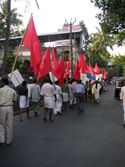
[
  {"xmin": 12, "ymin": 0, "xmax": 101, "ymax": 35},
  {"xmin": 12, "ymin": 0, "xmax": 125, "ymax": 55}
]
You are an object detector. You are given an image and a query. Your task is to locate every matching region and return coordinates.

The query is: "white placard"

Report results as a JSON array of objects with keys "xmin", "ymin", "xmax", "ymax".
[
  {"xmin": 8, "ymin": 69, "xmax": 24, "ymax": 87},
  {"xmin": 49, "ymin": 72, "xmax": 57, "ymax": 83}
]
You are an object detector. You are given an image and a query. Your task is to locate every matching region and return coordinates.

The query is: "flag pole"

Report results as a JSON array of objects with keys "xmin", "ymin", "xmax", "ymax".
[
  {"xmin": 50, "ymin": 46, "xmax": 55, "ymax": 86},
  {"xmin": 10, "ymin": 13, "xmax": 33, "ymax": 80}
]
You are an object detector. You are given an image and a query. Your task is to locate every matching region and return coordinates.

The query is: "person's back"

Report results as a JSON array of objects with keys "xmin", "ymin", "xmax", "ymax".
[
  {"xmin": 76, "ymin": 83, "xmax": 85, "ymax": 95},
  {"xmin": 18, "ymin": 81, "xmax": 30, "ymax": 121},
  {"xmin": 68, "ymin": 82, "xmax": 74, "ymax": 95},
  {"xmin": 18, "ymin": 84, "xmax": 28, "ymax": 96},
  {"xmin": 30, "ymin": 84, "xmax": 40, "ymax": 102},
  {"xmin": 55, "ymin": 84, "xmax": 62, "ymax": 95},
  {"xmin": 0, "ymin": 78, "xmax": 17, "ymax": 145},
  {"xmin": 93, "ymin": 81, "xmax": 101, "ymax": 103},
  {"xmin": 41, "ymin": 83, "xmax": 54, "ymax": 97},
  {"xmin": 61, "ymin": 83, "xmax": 69, "ymax": 93},
  {"xmin": 0, "ymin": 85, "xmax": 17, "ymax": 106},
  {"xmin": 40, "ymin": 78, "xmax": 55, "ymax": 122},
  {"xmin": 75, "ymin": 80, "xmax": 85, "ymax": 112}
]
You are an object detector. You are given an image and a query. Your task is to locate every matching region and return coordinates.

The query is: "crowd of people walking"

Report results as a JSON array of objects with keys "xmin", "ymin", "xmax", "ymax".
[{"xmin": 0, "ymin": 75, "xmax": 112, "ymax": 145}]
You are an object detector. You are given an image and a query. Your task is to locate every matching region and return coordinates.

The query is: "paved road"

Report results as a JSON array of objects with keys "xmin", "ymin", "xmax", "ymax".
[{"xmin": 0, "ymin": 85, "xmax": 125, "ymax": 167}]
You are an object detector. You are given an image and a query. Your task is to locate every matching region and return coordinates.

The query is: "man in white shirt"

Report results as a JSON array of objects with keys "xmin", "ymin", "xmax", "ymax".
[
  {"xmin": 120, "ymin": 79, "xmax": 125, "ymax": 127},
  {"xmin": 40, "ymin": 78, "xmax": 56, "ymax": 122},
  {"xmin": 30, "ymin": 79, "xmax": 40, "ymax": 117},
  {"xmin": 54, "ymin": 81, "xmax": 63, "ymax": 115},
  {"xmin": 0, "ymin": 78, "xmax": 17, "ymax": 145}
]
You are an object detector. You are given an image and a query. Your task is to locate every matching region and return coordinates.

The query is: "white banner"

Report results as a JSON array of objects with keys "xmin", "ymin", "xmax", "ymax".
[{"xmin": 8, "ymin": 69, "xmax": 24, "ymax": 87}]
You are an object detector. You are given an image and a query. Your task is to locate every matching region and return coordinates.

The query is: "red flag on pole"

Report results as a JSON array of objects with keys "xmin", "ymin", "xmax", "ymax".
[
  {"xmin": 22, "ymin": 16, "xmax": 42, "ymax": 75},
  {"xmin": 59, "ymin": 56, "xmax": 65, "ymax": 86},
  {"xmin": 51, "ymin": 47, "xmax": 60, "ymax": 80},
  {"xmin": 94, "ymin": 63, "xmax": 100, "ymax": 75},
  {"xmin": 88, "ymin": 63, "xmax": 95, "ymax": 76},
  {"xmin": 37, "ymin": 48, "xmax": 50, "ymax": 82},
  {"xmin": 73, "ymin": 60, "xmax": 80, "ymax": 80},
  {"xmin": 104, "ymin": 68, "xmax": 107, "ymax": 80},
  {"xmin": 79, "ymin": 51, "xmax": 87, "ymax": 74}
]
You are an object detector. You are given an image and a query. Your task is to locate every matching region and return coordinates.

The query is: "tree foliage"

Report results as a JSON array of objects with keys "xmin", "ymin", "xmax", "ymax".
[
  {"xmin": 87, "ymin": 28, "xmax": 116, "ymax": 62},
  {"xmin": 86, "ymin": 52, "xmax": 107, "ymax": 68},
  {"xmin": 112, "ymin": 55, "xmax": 125, "ymax": 76},
  {"xmin": 0, "ymin": 0, "xmax": 23, "ymax": 38},
  {"xmin": 91, "ymin": 0, "xmax": 125, "ymax": 34},
  {"xmin": 79, "ymin": 20, "xmax": 89, "ymax": 43},
  {"xmin": 112, "ymin": 55, "xmax": 125, "ymax": 70},
  {"xmin": 5, "ymin": 54, "xmax": 24, "ymax": 73}
]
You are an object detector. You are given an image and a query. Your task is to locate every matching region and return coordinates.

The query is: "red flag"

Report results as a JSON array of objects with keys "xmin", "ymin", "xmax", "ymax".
[
  {"xmin": 104, "ymin": 68, "xmax": 107, "ymax": 80},
  {"xmin": 37, "ymin": 48, "xmax": 50, "ymax": 81},
  {"xmin": 88, "ymin": 63, "xmax": 95, "ymax": 76},
  {"xmin": 22, "ymin": 16, "xmax": 42, "ymax": 75},
  {"xmin": 73, "ymin": 60, "xmax": 80, "ymax": 80},
  {"xmin": 59, "ymin": 56, "xmax": 65, "ymax": 86},
  {"xmin": 94, "ymin": 63, "xmax": 100, "ymax": 75},
  {"xmin": 65, "ymin": 57, "xmax": 70, "ymax": 80},
  {"xmin": 51, "ymin": 47, "xmax": 60, "ymax": 80},
  {"xmin": 79, "ymin": 51, "xmax": 87, "ymax": 74},
  {"xmin": 64, "ymin": 61, "xmax": 67, "ymax": 78}
]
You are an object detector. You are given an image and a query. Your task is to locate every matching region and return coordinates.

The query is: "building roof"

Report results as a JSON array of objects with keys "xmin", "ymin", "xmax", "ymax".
[{"xmin": 0, "ymin": 29, "xmax": 83, "ymax": 46}]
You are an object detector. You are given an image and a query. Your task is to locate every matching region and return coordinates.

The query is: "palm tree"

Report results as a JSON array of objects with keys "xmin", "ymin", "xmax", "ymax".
[
  {"xmin": 87, "ymin": 28, "xmax": 116, "ymax": 62},
  {"xmin": 1, "ymin": 0, "xmax": 39, "ymax": 75},
  {"xmin": 0, "ymin": 1, "xmax": 23, "ymax": 38}
]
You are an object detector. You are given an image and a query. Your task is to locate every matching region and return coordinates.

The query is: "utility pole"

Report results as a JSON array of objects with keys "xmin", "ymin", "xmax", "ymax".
[{"xmin": 65, "ymin": 18, "xmax": 76, "ymax": 78}]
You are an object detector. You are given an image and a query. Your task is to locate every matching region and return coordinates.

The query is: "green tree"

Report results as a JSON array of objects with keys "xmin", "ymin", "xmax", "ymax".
[
  {"xmin": 5, "ymin": 54, "xmax": 24, "ymax": 73},
  {"xmin": 86, "ymin": 51, "xmax": 107, "ymax": 68},
  {"xmin": 79, "ymin": 20, "xmax": 89, "ymax": 55},
  {"xmin": 87, "ymin": 28, "xmax": 116, "ymax": 62},
  {"xmin": 1, "ymin": 0, "xmax": 39, "ymax": 74},
  {"xmin": 79, "ymin": 20, "xmax": 89, "ymax": 43},
  {"xmin": 91, "ymin": 0, "xmax": 125, "ymax": 34},
  {"xmin": 0, "ymin": 0, "xmax": 23, "ymax": 38},
  {"xmin": 112, "ymin": 55, "xmax": 125, "ymax": 77}
]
